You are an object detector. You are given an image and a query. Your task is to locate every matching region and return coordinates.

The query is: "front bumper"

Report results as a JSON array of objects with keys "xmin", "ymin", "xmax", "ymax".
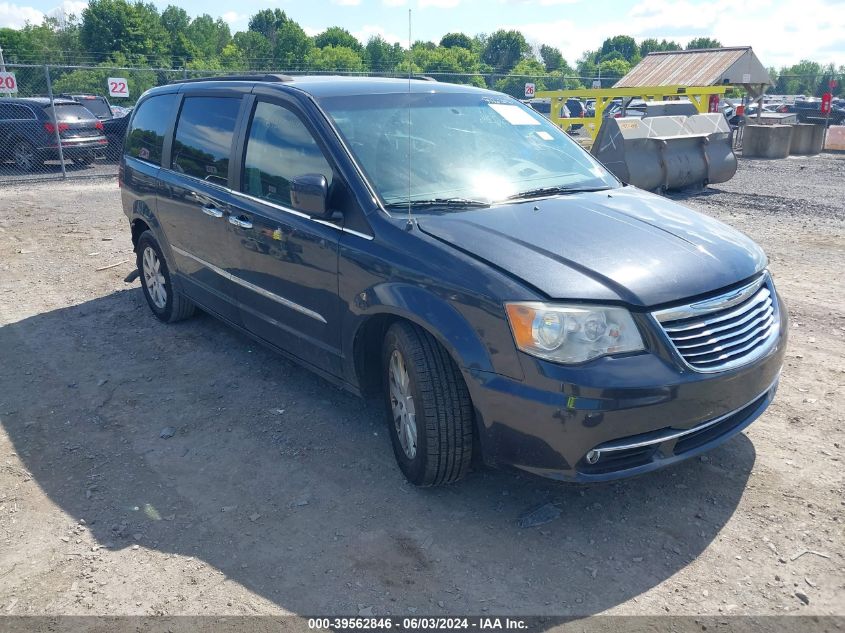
[{"xmin": 465, "ymin": 289, "xmax": 787, "ymax": 482}]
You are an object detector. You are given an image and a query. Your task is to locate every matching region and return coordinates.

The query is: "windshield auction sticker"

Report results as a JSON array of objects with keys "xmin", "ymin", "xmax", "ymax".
[{"xmin": 488, "ymin": 103, "xmax": 541, "ymax": 125}]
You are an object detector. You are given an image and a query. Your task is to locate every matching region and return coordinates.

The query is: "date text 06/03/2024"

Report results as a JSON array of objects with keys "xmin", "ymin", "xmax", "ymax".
[{"xmin": 307, "ymin": 617, "xmax": 528, "ymax": 630}]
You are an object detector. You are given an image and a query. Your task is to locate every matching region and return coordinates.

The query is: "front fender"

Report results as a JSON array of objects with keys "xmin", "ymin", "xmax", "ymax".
[{"xmin": 350, "ymin": 282, "xmax": 496, "ymax": 374}]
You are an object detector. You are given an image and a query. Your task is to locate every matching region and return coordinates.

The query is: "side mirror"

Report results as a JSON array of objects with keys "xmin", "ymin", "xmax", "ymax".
[{"xmin": 290, "ymin": 174, "xmax": 329, "ymax": 218}]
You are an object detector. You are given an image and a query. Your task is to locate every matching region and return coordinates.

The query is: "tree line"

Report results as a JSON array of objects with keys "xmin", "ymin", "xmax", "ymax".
[{"xmin": 0, "ymin": 0, "xmax": 842, "ymax": 99}]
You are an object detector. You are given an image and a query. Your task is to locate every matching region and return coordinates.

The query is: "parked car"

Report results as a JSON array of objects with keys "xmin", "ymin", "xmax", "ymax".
[
  {"xmin": 777, "ymin": 100, "xmax": 845, "ymax": 125},
  {"xmin": 726, "ymin": 103, "xmax": 784, "ymax": 127},
  {"xmin": 524, "ymin": 98, "xmax": 575, "ymax": 133},
  {"xmin": 0, "ymin": 97, "xmax": 108, "ymax": 171},
  {"xmin": 524, "ymin": 98, "xmax": 571, "ymax": 120},
  {"xmin": 122, "ymin": 76, "xmax": 787, "ymax": 486},
  {"xmin": 604, "ymin": 99, "xmax": 647, "ymax": 119},
  {"xmin": 58, "ymin": 94, "xmax": 131, "ymax": 159},
  {"xmin": 110, "ymin": 104, "xmax": 133, "ymax": 118},
  {"xmin": 562, "ymin": 98, "xmax": 585, "ymax": 131},
  {"xmin": 565, "ymin": 98, "xmax": 585, "ymax": 118}
]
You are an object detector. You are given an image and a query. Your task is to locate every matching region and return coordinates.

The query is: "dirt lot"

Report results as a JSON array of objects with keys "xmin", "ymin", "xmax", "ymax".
[{"xmin": 0, "ymin": 154, "xmax": 843, "ymax": 619}]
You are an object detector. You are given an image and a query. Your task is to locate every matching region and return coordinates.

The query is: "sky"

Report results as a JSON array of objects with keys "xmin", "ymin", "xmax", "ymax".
[{"xmin": 1, "ymin": 0, "xmax": 843, "ymax": 69}]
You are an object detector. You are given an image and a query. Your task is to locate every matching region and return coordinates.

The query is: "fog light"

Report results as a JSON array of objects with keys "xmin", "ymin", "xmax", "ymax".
[{"xmin": 585, "ymin": 450, "xmax": 601, "ymax": 465}]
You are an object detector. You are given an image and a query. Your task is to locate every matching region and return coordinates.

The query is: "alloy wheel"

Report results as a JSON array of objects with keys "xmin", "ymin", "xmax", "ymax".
[
  {"xmin": 389, "ymin": 349, "xmax": 417, "ymax": 459},
  {"xmin": 13, "ymin": 142, "xmax": 35, "ymax": 171},
  {"xmin": 142, "ymin": 246, "xmax": 167, "ymax": 310}
]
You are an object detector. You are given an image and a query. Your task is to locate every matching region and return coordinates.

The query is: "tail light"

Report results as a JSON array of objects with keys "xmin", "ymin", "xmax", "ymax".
[
  {"xmin": 95, "ymin": 120, "xmax": 104, "ymax": 131},
  {"xmin": 44, "ymin": 122, "xmax": 69, "ymax": 134}
]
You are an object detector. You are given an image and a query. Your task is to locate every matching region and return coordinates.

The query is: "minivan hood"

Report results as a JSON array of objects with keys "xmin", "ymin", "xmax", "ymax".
[{"xmin": 416, "ymin": 187, "xmax": 766, "ymax": 307}]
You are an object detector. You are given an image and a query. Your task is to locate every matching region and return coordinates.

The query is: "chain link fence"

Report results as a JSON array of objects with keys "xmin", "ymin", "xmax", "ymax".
[
  {"xmin": 5, "ymin": 61, "xmax": 782, "ymax": 184},
  {"xmin": 0, "ymin": 62, "xmax": 618, "ymax": 184},
  {"xmin": 0, "ymin": 63, "xmax": 225, "ymax": 183}
]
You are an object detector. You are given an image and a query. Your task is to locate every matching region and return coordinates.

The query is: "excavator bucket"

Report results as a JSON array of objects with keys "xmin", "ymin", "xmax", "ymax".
[{"xmin": 591, "ymin": 113, "xmax": 737, "ymax": 192}]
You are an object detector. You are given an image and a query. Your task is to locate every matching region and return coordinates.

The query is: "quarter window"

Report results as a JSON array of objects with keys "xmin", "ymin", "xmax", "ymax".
[
  {"xmin": 126, "ymin": 93, "xmax": 178, "ymax": 165},
  {"xmin": 172, "ymin": 96, "xmax": 241, "ymax": 186},
  {"xmin": 0, "ymin": 104, "xmax": 35, "ymax": 120},
  {"xmin": 242, "ymin": 101, "xmax": 333, "ymax": 209}
]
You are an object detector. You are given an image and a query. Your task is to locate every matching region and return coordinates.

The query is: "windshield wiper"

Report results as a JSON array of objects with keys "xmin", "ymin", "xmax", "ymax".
[
  {"xmin": 505, "ymin": 186, "xmax": 611, "ymax": 201},
  {"xmin": 385, "ymin": 197, "xmax": 491, "ymax": 209}
]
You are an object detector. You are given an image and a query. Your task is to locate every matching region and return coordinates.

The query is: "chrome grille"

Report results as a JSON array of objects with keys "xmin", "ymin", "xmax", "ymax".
[{"xmin": 654, "ymin": 275, "xmax": 779, "ymax": 372}]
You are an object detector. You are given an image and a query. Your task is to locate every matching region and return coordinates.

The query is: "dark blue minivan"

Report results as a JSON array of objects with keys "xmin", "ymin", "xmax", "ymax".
[{"xmin": 121, "ymin": 75, "xmax": 787, "ymax": 486}]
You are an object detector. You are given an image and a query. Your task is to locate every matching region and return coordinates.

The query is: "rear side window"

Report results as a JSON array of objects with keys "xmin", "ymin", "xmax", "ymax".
[
  {"xmin": 46, "ymin": 104, "xmax": 96, "ymax": 121},
  {"xmin": 242, "ymin": 101, "xmax": 333, "ymax": 207},
  {"xmin": 126, "ymin": 93, "xmax": 178, "ymax": 165},
  {"xmin": 0, "ymin": 104, "xmax": 35, "ymax": 120},
  {"xmin": 172, "ymin": 96, "xmax": 241, "ymax": 186}
]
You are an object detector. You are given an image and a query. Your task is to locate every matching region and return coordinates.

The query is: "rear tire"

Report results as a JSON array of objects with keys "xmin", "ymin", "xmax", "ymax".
[
  {"xmin": 382, "ymin": 322, "xmax": 473, "ymax": 486},
  {"xmin": 12, "ymin": 140, "xmax": 37, "ymax": 172},
  {"xmin": 136, "ymin": 230, "xmax": 195, "ymax": 323}
]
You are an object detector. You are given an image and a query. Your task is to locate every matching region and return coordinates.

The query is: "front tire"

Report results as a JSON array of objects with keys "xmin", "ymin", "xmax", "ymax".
[
  {"xmin": 136, "ymin": 231, "xmax": 195, "ymax": 323},
  {"xmin": 382, "ymin": 322, "xmax": 473, "ymax": 486}
]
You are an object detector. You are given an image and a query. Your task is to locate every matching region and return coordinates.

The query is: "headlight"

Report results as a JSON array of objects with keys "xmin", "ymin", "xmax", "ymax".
[{"xmin": 505, "ymin": 302, "xmax": 645, "ymax": 364}]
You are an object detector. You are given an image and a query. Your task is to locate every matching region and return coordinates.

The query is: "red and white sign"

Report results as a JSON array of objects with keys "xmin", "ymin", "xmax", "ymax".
[
  {"xmin": 0, "ymin": 71, "xmax": 18, "ymax": 93},
  {"xmin": 524, "ymin": 83, "xmax": 535, "ymax": 98},
  {"xmin": 708, "ymin": 94, "xmax": 720, "ymax": 113},
  {"xmin": 821, "ymin": 92, "xmax": 832, "ymax": 115},
  {"xmin": 108, "ymin": 77, "xmax": 129, "ymax": 98}
]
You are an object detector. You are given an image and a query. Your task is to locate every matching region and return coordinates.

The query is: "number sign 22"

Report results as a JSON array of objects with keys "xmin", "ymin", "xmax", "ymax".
[{"xmin": 108, "ymin": 78, "xmax": 129, "ymax": 98}]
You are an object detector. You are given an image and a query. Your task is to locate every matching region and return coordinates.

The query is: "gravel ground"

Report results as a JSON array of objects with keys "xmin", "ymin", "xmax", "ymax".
[
  {"xmin": 0, "ymin": 158, "xmax": 116, "ymax": 183},
  {"xmin": 0, "ymin": 154, "xmax": 843, "ymax": 619}
]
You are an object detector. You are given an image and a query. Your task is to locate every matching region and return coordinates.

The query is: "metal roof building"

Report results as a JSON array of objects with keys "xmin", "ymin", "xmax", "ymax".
[{"xmin": 615, "ymin": 47, "xmax": 771, "ymax": 94}]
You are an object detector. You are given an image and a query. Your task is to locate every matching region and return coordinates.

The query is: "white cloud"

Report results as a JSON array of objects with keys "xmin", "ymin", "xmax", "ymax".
[
  {"xmin": 354, "ymin": 24, "xmax": 405, "ymax": 45},
  {"xmin": 0, "ymin": 2, "xmax": 44, "ymax": 27},
  {"xmin": 50, "ymin": 0, "xmax": 86, "ymax": 18},
  {"xmin": 221, "ymin": 11, "xmax": 247, "ymax": 29},
  {"xmin": 512, "ymin": 0, "xmax": 845, "ymax": 69},
  {"xmin": 418, "ymin": 0, "xmax": 461, "ymax": 8},
  {"xmin": 499, "ymin": 0, "xmax": 579, "ymax": 5},
  {"xmin": 303, "ymin": 25, "xmax": 322, "ymax": 37},
  {"xmin": 332, "ymin": 0, "xmax": 362, "ymax": 5},
  {"xmin": 0, "ymin": 0, "xmax": 87, "ymax": 28},
  {"xmin": 382, "ymin": 0, "xmax": 407, "ymax": 5}
]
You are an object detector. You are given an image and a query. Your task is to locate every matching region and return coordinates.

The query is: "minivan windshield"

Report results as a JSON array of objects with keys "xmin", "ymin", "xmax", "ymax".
[{"xmin": 319, "ymin": 91, "xmax": 618, "ymax": 208}]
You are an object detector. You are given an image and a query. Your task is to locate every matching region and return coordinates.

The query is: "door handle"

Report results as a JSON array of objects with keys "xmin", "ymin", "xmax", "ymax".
[
  {"xmin": 201, "ymin": 205, "xmax": 224, "ymax": 218},
  {"xmin": 228, "ymin": 215, "xmax": 253, "ymax": 229}
]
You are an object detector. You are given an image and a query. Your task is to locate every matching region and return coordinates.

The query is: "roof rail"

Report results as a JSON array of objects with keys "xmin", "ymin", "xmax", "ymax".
[
  {"xmin": 412, "ymin": 75, "xmax": 438, "ymax": 82},
  {"xmin": 170, "ymin": 73, "xmax": 295, "ymax": 85}
]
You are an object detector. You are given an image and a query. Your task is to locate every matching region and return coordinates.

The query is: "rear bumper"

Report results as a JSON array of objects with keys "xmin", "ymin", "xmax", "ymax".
[
  {"xmin": 38, "ymin": 137, "xmax": 108, "ymax": 157},
  {"xmin": 465, "ymin": 296, "xmax": 787, "ymax": 482}
]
